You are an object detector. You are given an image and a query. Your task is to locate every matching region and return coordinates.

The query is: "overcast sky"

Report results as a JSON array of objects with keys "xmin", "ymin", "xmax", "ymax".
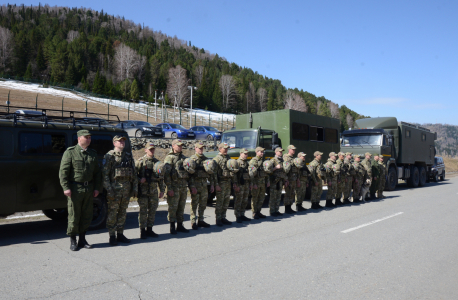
[{"xmin": 22, "ymin": 0, "xmax": 458, "ymax": 125}]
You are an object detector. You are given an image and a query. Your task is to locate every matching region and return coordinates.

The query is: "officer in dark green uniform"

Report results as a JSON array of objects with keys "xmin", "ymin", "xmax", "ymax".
[{"xmin": 59, "ymin": 129, "xmax": 102, "ymax": 251}]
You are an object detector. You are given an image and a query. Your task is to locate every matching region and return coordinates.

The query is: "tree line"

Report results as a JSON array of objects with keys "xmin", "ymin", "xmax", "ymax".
[{"xmin": 0, "ymin": 3, "xmax": 365, "ymax": 131}]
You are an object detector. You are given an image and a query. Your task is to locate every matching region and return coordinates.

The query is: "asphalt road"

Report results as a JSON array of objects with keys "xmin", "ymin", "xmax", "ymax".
[{"xmin": 1, "ymin": 177, "xmax": 457, "ymax": 300}]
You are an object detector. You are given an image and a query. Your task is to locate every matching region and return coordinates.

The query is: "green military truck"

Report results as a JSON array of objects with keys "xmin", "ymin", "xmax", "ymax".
[
  {"xmin": 0, "ymin": 105, "xmax": 130, "ymax": 228},
  {"xmin": 340, "ymin": 117, "xmax": 437, "ymax": 191}
]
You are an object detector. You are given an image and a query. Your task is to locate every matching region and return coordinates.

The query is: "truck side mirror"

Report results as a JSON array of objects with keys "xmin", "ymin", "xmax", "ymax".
[{"xmin": 272, "ymin": 132, "xmax": 279, "ymax": 150}]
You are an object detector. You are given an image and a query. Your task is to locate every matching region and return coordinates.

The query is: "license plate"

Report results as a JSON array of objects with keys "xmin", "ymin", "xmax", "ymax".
[
  {"xmin": 155, "ymin": 132, "xmax": 162, "ymax": 135},
  {"xmin": 188, "ymin": 133, "xmax": 194, "ymax": 136}
]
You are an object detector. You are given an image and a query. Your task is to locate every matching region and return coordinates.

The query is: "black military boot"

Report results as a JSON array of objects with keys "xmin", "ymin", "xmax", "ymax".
[
  {"xmin": 325, "ymin": 200, "xmax": 335, "ymax": 208},
  {"xmin": 70, "ymin": 235, "xmax": 78, "ymax": 251},
  {"xmin": 296, "ymin": 204, "xmax": 307, "ymax": 212},
  {"xmin": 253, "ymin": 212, "xmax": 260, "ymax": 220},
  {"xmin": 285, "ymin": 205, "xmax": 296, "ymax": 214},
  {"xmin": 258, "ymin": 211, "xmax": 267, "ymax": 218},
  {"xmin": 314, "ymin": 202, "xmax": 324, "ymax": 209},
  {"xmin": 192, "ymin": 222, "xmax": 198, "ymax": 230},
  {"xmin": 343, "ymin": 198, "xmax": 351, "ymax": 204},
  {"xmin": 109, "ymin": 235, "xmax": 118, "ymax": 246},
  {"xmin": 78, "ymin": 232, "xmax": 92, "ymax": 249},
  {"xmin": 222, "ymin": 218, "xmax": 232, "ymax": 225},
  {"xmin": 270, "ymin": 211, "xmax": 278, "ymax": 217},
  {"xmin": 216, "ymin": 219, "xmax": 223, "ymax": 226},
  {"xmin": 176, "ymin": 222, "xmax": 189, "ymax": 233},
  {"xmin": 140, "ymin": 228, "xmax": 147, "ymax": 239},
  {"xmin": 241, "ymin": 215, "xmax": 251, "ymax": 222},
  {"xmin": 335, "ymin": 198, "xmax": 344, "ymax": 206},
  {"xmin": 236, "ymin": 217, "xmax": 242, "ymax": 223},
  {"xmin": 117, "ymin": 233, "xmax": 131, "ymax": 243},
  {"xmin": 198, "ymin": 220, "xmax": 211, "ymax": 228},
  {"xmin": 146, "ymin": 227, "xmax": 159, "ymax": 237},
  {"xmin": 170, "ymin": 222, "xmax": 177, "ymax": 234},
  {"xmin": 353, "ymin": 196, "xmax": 361, "ymax": 203}
]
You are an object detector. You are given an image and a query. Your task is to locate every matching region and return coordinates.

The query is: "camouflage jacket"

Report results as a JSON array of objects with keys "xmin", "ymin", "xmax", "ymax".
[
  {"xmin": 283, "ymin": 153, "xmax": 298, "ymax": 181},
  {"xmin": 352, "ymin": 161, "xmax": 367, "ymax": 180},
  {"xmin": 271, "ymin": 156, "xmax": 288, "ymax": 183},
  {"xmin": 236, "ymin": 157, "xmax": 251, "ymax": 186},
  {"xmin": 361, "ymin": 158, "xmax": 373, "ymax": 177},
  {"xmin": 324, "ymin": 158, "xmax": 340, "ymax": 179},
  {"xmin": 344, "ymin": 158, "xmax": 356, "ymax": 176},
  {"xmin": 189, "ymin": 153, "xmax": 215, "ymax": 188},
  {"xmin": 248, "ymin": 155, "xmax": 270, "ymax": 185},
  {"xmin": 164, "ymin": 150, "xmax": 191, "ymax": 190},
  {"xmin": 213, "ymin": 153, "xmax": 237, "ymax": 186},
  {"xmin": 294, "ymin": 158, "xmax": 309, "ymax": 182},
  {"xmin": 135, "ymin": 155, "xmax": 165, "ymax": 194},
  {"xmin": 102, "ymin": 149, "xmax": 138, "ymax": 194},
  {"xmin": 308, "ymin": 158, "xmax": 325, "ymax": 183},
  {"xmin": 371, "ymin": 159, "xmax": 381, "ymax": 179},
  {"xmin": 378, "ymin": 160, "xmax": 386, "ymax": 177},
  {"xmin": 59, "ymin": 144, "xmax": 102, "ymax": 192}
]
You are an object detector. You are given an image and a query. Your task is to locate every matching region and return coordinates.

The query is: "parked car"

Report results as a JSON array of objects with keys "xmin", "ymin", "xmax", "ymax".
[
  {"xmin": 115, "ymin": 120, "xmax": 164, "ymax": 138},
  {"xmin": 430, "ymin": 156, "xmax": 446, "ymax": 182},
  {"xmin": 189, "ymin": 126, "xmax": 222, "ymax": 141},
  {"xmin": 157, "ymin": 123, "xmax": 195, "ymax": 139}
]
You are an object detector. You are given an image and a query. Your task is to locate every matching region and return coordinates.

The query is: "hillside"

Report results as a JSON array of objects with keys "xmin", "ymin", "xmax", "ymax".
[
  {"xmin": 0, "ymin": 3, "xmax": 364, "ymax": 132},
  {"xmin": 420, "ymin": 123, "xmax": 458, "ymax": 157}
]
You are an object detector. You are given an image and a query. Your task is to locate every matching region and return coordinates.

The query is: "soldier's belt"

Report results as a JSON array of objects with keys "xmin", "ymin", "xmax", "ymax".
[{"xmin": 71, "ymin": 180, "xmax": 93, "ymax": 186}]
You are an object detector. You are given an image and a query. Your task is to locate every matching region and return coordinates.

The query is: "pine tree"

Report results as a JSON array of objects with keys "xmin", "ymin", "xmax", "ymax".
[
  {"xmin": 267, "ymin": 86, "xmax": 275, "ymax": 111},
  {"xmin": 36, "ymin": 45, "xmax": 45, "ymax": 71},
  {"xmin": 23, "ymin": 63, "xmax": 32, "ymax": 80},
  {"xmin": 318, "ymin": 102, "xmax": 332, "ymax": 117},
  {"xmin": 130, "ymin": 79, "xmax": 139, "ymax": 100},
  {"xmin": 65, "ymin": 63, "xmax": 76, "ymax": 85}
]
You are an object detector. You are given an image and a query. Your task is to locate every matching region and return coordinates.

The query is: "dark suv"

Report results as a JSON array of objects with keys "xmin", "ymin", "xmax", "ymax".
[{"xmin": 430, "ymin": 156, "xmax": 446, "ymax": 182}]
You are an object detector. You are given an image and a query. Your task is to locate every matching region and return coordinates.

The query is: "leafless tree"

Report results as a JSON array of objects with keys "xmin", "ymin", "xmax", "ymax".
[
  {"xmin": 346, "ymin": 114, "xmax": 354, "ymax": 129},
  {"xmin": 257, "ymin": 87, "xmax": 267, "ymax": 112},
  {"xmin": 194, "ymin": 65, "xmax": 204, "ymax": 88},
  {"xmin": 66, "ymin": 30, "xmax": 79, "ymax": 42},
  {"xmin": 328, "ymin": 101, "xmax": 340, "ymax": 119},
  {"xmin": 316, "ymin": 100, "xmax": 322, "ymax": 113},
  {"xmin": 167, "ymin": 65, "xmax": 190, "ymax": 108},
  {"xmin": 0, "ymin": 26, "xmax": 14, "ymax": 70},
  {"xmin": 284, "ymin": 90, "xmax": 307, "ymax": 112},
  {"xmin": 219, "ymin": 75, "xmax": 237, "ymax": 110},
  {"xmin": 246, "ymin": 82, "xmax": 257, "ymax": 112},
  {"xmin": 113, "ymin": 43, "xmax": 144, "ymax": 83}
]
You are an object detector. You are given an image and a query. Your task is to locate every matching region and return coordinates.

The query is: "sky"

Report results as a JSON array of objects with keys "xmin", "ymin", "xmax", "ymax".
[{"xmin": 19, "ymin": 0, "xmax": 458, "ymax": 125}]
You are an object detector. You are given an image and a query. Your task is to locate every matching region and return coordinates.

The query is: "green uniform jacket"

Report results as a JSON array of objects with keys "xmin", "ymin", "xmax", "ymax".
[
  {"xmin": 371, "ymin": 159, "xmax": 381, "ymax": 179},
  {"xmin": 59, "ymin": 144, "xmax": 102, "ymax": 192}
]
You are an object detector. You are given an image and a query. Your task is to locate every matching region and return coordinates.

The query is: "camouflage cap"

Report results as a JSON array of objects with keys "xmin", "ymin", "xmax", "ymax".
[
  {"xmin": 287, "ymin": 145, "xmax": 296, "ymax": 150},
  {"xmin": 255, "ymin": 147, "xmax": 265, "ymax": 152},
  {"xmin": 113, "ymin": 135, "xmax": 126, "ymax": 142},
  {"xmin": 218, "ymin": 143, "xmax": 229, "ymax": 149},
  {"xmin": 338, "ymin": 152, "xmax": 345, "ymax": 156},
  {"xmin": 297, "ymin": 152, "xmax": 306, "ymax": 157},
  {"xmin": 314, "ymin": 151, "xmax": 323, "ymax": 156},
  {"xmin": 345, "ymin": 152, "xmax": 353, "ymax": 156},
  {"xmin": 329, "ymin": 152, "xmax": 337, "ymax": 157},
  {"xmin": 145, "ymin": 143, "xmax": 155, "ymax": 150},
  {"xmin": 77, "ymin": 129, "xmax": 91, "ymax": 137},
  {"xmin": 365, "ymin": 152, "xmax": 372, "ymax": 157},
  {"xmin": 195, "ymin": 141, "xmax": 205, "ymax": 148},
  {"xmin": 172, "ymin": 139, "xmax": 183, "ymax": 146},
  {"xmin": 240, "ymin": 148, "xmax": 249, "ymax": 154},
  {"xmin": 373, "ymin": 153, "xmax": 380, "ymax": 157},
  {"xmin": 275, "ymin": 147, "xmax": 284, "ymax": 153}
]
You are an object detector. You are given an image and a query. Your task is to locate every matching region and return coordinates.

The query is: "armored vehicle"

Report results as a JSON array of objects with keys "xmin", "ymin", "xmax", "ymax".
[
  {"xmin": 0, "ymin": 105, "xmax": 130, "ymax": 229},
  {"xmin": 340, "ymin": 117, "xmax": 437, "ymax": 191}
]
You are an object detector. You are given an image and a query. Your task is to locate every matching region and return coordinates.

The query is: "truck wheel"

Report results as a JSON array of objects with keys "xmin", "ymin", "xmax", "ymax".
[
  {"xmin": 440, "ymin": 171, "xmax": 445, "ymax": 181},
  {"xmin": 206, "ymin": 135, "xmax": 214, "ymax": 141},
  {"xmin": 386, "ymin": 167, "xmax": 397, "ymax": 191},
  {"xmin": 171, "ymin": 132, "xmax": 177, "ymax": 139},
  {"xmin": 418, "ymin": 166, "xmax": 427, "ymax": 187},
  {"xmin": 42, "ymin": 208, "xmax": 67, "ymax": 221},
  {"xmin": 408, "ymin": 166, "xmax": 420, "ymax": 188},
  {"xmin": 88, "ymin": 196, "xmax": 108, "ymax": 230}
]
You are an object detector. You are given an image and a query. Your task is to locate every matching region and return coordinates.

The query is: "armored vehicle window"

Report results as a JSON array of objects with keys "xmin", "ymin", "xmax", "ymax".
[
  {"xmin": 310, "ymin": 126, "xmax": 324, "ymax": 142},
  {"xmin": 19, "ymin": 132, "xmax": 66, "ymax": 154},
  {"xmin": 221, "ymin": 130, "xmax": 257, "ymax": 149},
  {"xmin": 0, "ymin": 129, "xmax": 14, "ymax": 156},
  {"xmin": 422, "ymin": 133, "xmax": 426, "ymax": 141},
  {"xmin": 292, "ymin": 123, "xmax": 309, "ymax": 141},
  {"xmin": 406, "ymin": 130, "xmax": 411, "ymax": 138},
  {"xmin": 72, "ymin": 134, "xmax": 114, "ymax": 156},
  {"xmin": 324, "ymin": 128, "xmax": 338, "ymax": 143}
]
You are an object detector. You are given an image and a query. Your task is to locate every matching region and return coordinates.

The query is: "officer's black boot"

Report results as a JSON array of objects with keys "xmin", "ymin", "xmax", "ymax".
[
  {"xmin": 296, "ymin": 204, "xmax": 307, "ymax": 212},
  {"xmin": 216, "ymin": 219, "xmax": 223, "ymax": 226},
  {"xmin": 70, "ymin": 235, "xmax": 78, "ymax": 251},
  {"xmin": 325, "ymin": 200, "xmax": 335, "ymax": 208},
  {"xmin": 140, "ymin": 228, "xmax": 147, "ymax": 239},
  {"xmin": 109, "ymin": 235, "xmax": 118, "ymax": 246},
  {"xmin": 343, "ymin": 198, "xmax": 351, "ymax": 204},
  {"xmin": 198, "ymin": 220, "xmax": 211, "ymax": 228},
  {"xmin": 192, "ymin": 222, "xmax": 198, "ymax": 230},
  {"xmin": 117, "ymin": 233, "xmax": 131, "ymax": 243},
  {"xmin": 285, "ymin": 205, "xmax": 296, "ymax": 214},
  {"xmin": 170, "ymin": 222, "xmax": 177, "ymax": 234},
  {"xmin": 222, "ymin": 218, "xmax": 232, "ymax": 225},
  {"xmin": 241, "ymin": 215, "xmax": 251, "ymax": 222},
  {"xmin": 78, "ymin": 232, "xmax": 92, "ymax": 249},
  {"xmin": 176, "ymin": 222, "xmax": 189, "ymax": 233},
  {"xmin": 146, "ymin": 227, "xmax": 159, "ymax": 237},
  {"xmin": 253, "ymin": 212, "xmax": 260, "ymax": 220},
  {"xmin": 258, "ymin": 211, "xmax": 267, "ymax": 218},
  {"xmin": 335, "ymin": 198, "xmax": 344, "ymax": 206}
]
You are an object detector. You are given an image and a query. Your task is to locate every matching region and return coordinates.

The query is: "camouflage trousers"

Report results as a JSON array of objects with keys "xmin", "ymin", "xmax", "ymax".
[
  {"xmin": 336, "ymin": 177, "xmax": 346, "ymax": 200},
  {"xmin": 378, "ymin": 176, "xmax": 386, "ymax": 197},
  {"xmin": 326, "ymin": 177, "xmax": 338, "ymax": 200},
  {"xmin": 343, "ymin": 176, "xmax": 353, "ymax": 199},
  {"xmin": 234, "ymin": 182, "xmax": 250, "ymax": 218},
  {"xmin": 269, "ymin": 180, "xmax": 283, "ymax": 214},
  {"xmin": 352, "ymin": 177, "xmax": 363, "ymax": 201},
  {"xmin": 251, "ymin": 178, "xmax": 266, "ymax": 213},
  {"xmin": 67, "ymin": 184, "xmax": 94, "ymax": 236},
  {"xmin": 295, "ymin": 178, "xmax": 308, "ymax": 205},
  {"xmin": 310, "ymin": 180, "xmax": 323, "ymax": 203},
  {"xmin": 215, "ymin": 180, "xmax": 231, "ymax": 221},
  {"xmin": 138, "ymin": 182, "xmax": 160, "ymax": 228},
  {"xmin": 167, "ymin": 179, "xmax": 188, "ymax": 223},
  {"xmin": 190, "ymin": 179, "xmax": 208, "ymax": 224},
  {"xmin": 284, "ymin": 179, "xmax": 297, "ymax": 205},
  {"xmin": 107, "ymin": 180, "xmax": 132, "ymax": 236}
]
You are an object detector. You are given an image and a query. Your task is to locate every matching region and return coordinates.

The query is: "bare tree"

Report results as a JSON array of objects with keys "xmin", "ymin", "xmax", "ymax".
[
  {"xmin": 328, "ymin": 101, "xmax": 340, "ymax": 119},
  {"xmin": 167, "ymin": 65, "xmax": 190, "ymax": 108},
  {"xmin": 66, "ymin": 30, "xmax": 79, "ymax": 42},
  {"xmin": 284, "ymin": 90, "xmax": 307, "ymax": 112},
  {"xmin": 346, "ymin": 114, "xmax": 354, "ymax": 129},
  {"xmin": 113, "ymin": 43, "xmax": 144, "ymax": 83},
  {"xmin": 219, "ymin": 74, "xmax": 237, "ymax": 110},
  {"xmin": 0, "ymin": 26, "xmax": 14, "ymax": 70},
  {"xmin": 257, "ymin": 87, "xmax": 267, "ymax": 112},
  {"xmin": 245, "ymin": 82, "xmax": 257, "ymax": 112},
  {"xmin": 194, "ymin": 65, "xmax": 204, "ymax": 88}
]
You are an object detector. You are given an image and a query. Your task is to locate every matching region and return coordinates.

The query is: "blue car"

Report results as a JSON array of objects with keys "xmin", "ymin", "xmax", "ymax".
[
  {"xmin": 189, "ymin": 126, "xmax": 222, "ymax": 141},
  {"xmin": 157, "ymin": 123, "xmax": 196, "ymax": 139}
]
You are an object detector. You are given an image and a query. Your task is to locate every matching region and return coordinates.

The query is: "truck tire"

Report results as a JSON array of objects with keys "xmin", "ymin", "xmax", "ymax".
[
  {"xmin": 386, "ymin": 166, "xmax": 397, "ymax": 191},
  {"xmin": 408, "ymin": 166, "xmax": 420, "ymax": 188},
  {"xmin": 42, "ymin": 208, "xmax": 67, "ymax": 221},
  {"xmin": 440, "ymin": 170, "xmax": 445, "ymax": 181},
  {"xmin": 418, "ymin": 166, "xmax": 427, "ymax": 187},
  {"xmin": 88, "ymin": 196, "xmax": 108, "ymax": 230}
]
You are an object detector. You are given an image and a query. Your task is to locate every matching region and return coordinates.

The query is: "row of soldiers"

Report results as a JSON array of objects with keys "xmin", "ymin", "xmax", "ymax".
[{"xmin": 59, "ymin": 130, "xmax": 387, "ymax": 251}]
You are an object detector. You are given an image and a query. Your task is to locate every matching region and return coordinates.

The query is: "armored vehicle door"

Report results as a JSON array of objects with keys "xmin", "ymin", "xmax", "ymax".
[
  {"xmin": 0, "ymin": 128, "xmax": 16, "ymax": 215},
  {"xmin": 381, "ymin": 134, "xmax": 392, "ymax": 160}
]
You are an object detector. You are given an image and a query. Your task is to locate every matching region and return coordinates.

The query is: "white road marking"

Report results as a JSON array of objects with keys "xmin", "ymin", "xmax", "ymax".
[{"xmin": 341, "ymin": 212, "xmax": 404, "ymax": 233}]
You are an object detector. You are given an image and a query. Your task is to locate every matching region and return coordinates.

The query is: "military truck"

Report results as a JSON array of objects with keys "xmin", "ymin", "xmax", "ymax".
[
  {"xmin": 340, "ymin": 117, "xmax": 437, "ymax": 191},
  {"xmin": 0, "ymin": 105, "xmax": 130, "ymax": 228}
]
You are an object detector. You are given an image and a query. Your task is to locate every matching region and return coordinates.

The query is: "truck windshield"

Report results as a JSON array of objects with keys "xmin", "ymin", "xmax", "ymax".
[
  {"xmin": 342, "ymin": 134, "xmax": 382, "ymax": 146},
  {"xmin": 221, "ymin": 131, "xmax": 258, "ymax": 149}
]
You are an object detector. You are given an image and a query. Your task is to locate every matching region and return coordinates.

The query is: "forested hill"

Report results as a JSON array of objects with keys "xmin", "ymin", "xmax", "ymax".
[
  {"xmin": 420, "ymin": 123, "xmax": 458, "ymax": 157},
  {"xmin": 0, "ymin": 4, "xmax": 364, "ymax": 131}
]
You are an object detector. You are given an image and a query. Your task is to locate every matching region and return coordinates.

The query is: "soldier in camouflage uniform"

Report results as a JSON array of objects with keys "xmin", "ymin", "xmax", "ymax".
[
  {"xmin": 59, "ymin": 129, "xmax": 102, "ymax": 251},
  {"xmin": 377, "ymin": 155, "xmax": 387, "ymax": 199},
  {"xmin": 308, "ymin": 151, "xmax": 325, "ymax": 209},
  {"xmin": 189, "ymin": 141, "xmax": 214, "ymax": 229},
  {"xmin": 249, "ymin": 147, "xmax": 270, "ymax": 219},
  {"xmin": 103, "ymin": 135, "xmax": 138, "ymax": 246},
  {"xmin": 342, "ymin": 152, "xmax": 355, "ymax": 203},
  {"xmin": 294, "ymin": 152, "xmax": 309, "ymax": 211},
  {"xmin": 135, "ymin": 143, "xmax": 165, "ymax": 239},
  {"xmin": 164, "ymin": 139, "xmax": 194, "ymax": 234},
  {"xmin": 335, "ymin": 152, "xmax": 346, "ymax": 205},
  {"xmin": 234, "ymin": 148, "xmax": 252, "ymax": 223},
  {"xmin": 324, "ymin": 152, "xmax": 340, "ymax": 208},
  {"xmin": 269, "ymin": 147, "xmax": 288, "ymax": 216},
  {"xmin": 213, "ymin": 143, "xmax": 238, "ymax": 226},
  {"xmin": 370, "ymin": 154, "xmax": 381, "ymax": 200},
  {"xmin": 352, "ymin": 154, "xmax": 368, "ymax": 202},
  {"xmin": 283, "ymin": 145, "xmax": 299, "ymax": 214}
]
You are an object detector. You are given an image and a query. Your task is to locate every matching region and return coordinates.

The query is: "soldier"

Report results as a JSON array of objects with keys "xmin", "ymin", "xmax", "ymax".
[
  {"xmin": 269, "ymin": 147, "xmax": 288, "ymax": 216},
  {"xmin": 164, "ymin": 139, "xmax": 194, "ymax": 234},
  {"xmin": 283, "ymin": 145, "xmax": 299, "ymax": 213},
  {"xmin": 135, "ymin": 143, "xmax": 165, "ymax": 239},
  {"xmin": 352, "ymin": 154, "xmax": 367, "ymax": 202},
  {"xmin": 189, "ymin": 141, "xmax": 214, "ymax": 229},
  {"xmin": 59, "ymin": 129, "xmax": 102, "ymax": 251},
  {"xmin": 294, "ymin": 152, "xmax": 309, "ymax": 211},
  {"xmin": 249, "ymin": 147, "xmax": 270, "ymax": 219},
  {"xmin": 335, "ymin": 152, "xmax": 346, "ymax": 205},
  {"xmin": 213, "ymin": 143, "xmax": 238, "ymax": 226},
  {"xmin": 370, "ymin": 154, "xmax": 381, "ymax": 200},
  {"xmin": 308, "ymin": 151, "xmax": 325, "ymax": 209},
  {"xmin": 324, "ymin": 152, "xmax": 340, "ymax": 207},
  {"xmin": 103, "ymin": 135, "xmax": 138, "ymax": 246},
  {"xmin": 234, "ymin": 148, "xmax": 252, "ymax": 223},
  {"xmin": 378, "ymin": 155, "xmax": 387, "ymax": 199},
  {"xmin": 361, "ymin": 152, "xmax": 373, "ymax": 179},
  {"xmin": 342, "ymin": 152, "xmax": 355, "ymax": 203}
]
